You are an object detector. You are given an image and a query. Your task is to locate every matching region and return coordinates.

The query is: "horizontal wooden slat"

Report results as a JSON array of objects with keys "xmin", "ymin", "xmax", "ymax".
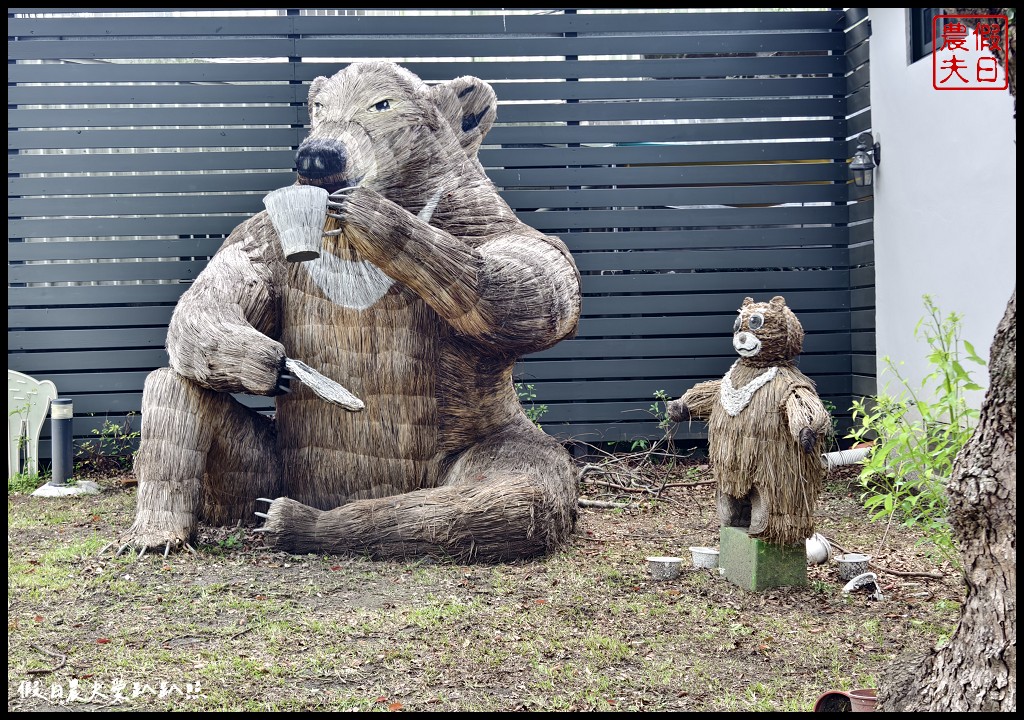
[
  {"xmin": 8, "ymin": 150, "xmax": 296, "ymax": 175},
  {"xmin": 8, "ymin": 11, "xmax": 846, "ymax": 38},
  {"xmin": 851, "ymin": 374, "xmax": 877, "ymax": 397},
  {"xmin": 9, "ymin": 261, "xmax": 208, "ymax": 284},
  {"xmin": 519, "ymin": 354, "xmax": 850, "ymax": 381},
  {"xmin": 10, "ymin": 327, "xmax": 169, "ymax": 351},
  {"xmin": 9, "ymin": 215, "xmax": 248, "ymax": 238},
  {"xmin": 573, "ymin": 247, "xmax": 850, "ymax": 273},
  {"xmin": 11, "ymin": 194, "xmax": 269, "ymax": 218},
  {"xmin": 7, "ymin": 55, "xmax": 846, "ymax": 85},
  {"xmin": 10, "ymin": 183, "xmax": 848, "ymax": 218},
  {"xmin": 10, "ymin": 306, "xmax": 175, "ymax": 329},
  {"xmin": 8, "ymin": 127, "xmax": 307, "ymax": 151},
  {"xmin": 9, "ymin": 173, "xmax": 298, "ymax": 198},
  {"xmin": 518, "ymin": 205, "xmax": 850, "ymax": 231},
  {"xmin": 8, "ymin": 142, "xmax": 846, "ymax": 175},
  {"xmin": 531, "ymin": 333, "xmax": 852, "ymax": 360},
  {"xmin": 9, "ymin": 284, "xmax": 191, "ymax": 307},
  {"xmin": 8, "ymin": 106, "xmax": 307, "ymax": 130},
  {"xmin": 8, "ymin": 238, "xmax": 223, "ymax": 262},
  {"xmin": 579, "ymin": 269, "xmax": 850, "ymax": 295},
  {"xmin": 577, "ymin": 311, "xmax": 850, "ymax": 338},
  {"xmin": 580, "ymin": 289, "xmax": 850, "ymax": 317},
  {"xmin": 560, "ymin": 227, "xmax": 851, "ymax": 252},
  {"xmin": 8, "ymin": 349, "xmax": 170, "ymax": 372},
  {"xmin": 23, "ymin": 370, "xmax": 154, "ymax": 395},
  {"xmin": 500, "ymin": 183, "xmax": 848, "ymax": 208},
  {"xmin": 10, "ymin": 96, "xmax": 844, "ymax": 130},
  {"xmin": 10, "ymin": 163, "xmax": 849, "ymax": 199},
  {"xmin": 8, "ymin": 31, "xmax": 845, "ymax": 62},
  {"xmin": 8, "ymin": 119, "xmax": 845, "ymax": 152},
  {"xmin": 8, "ymin": 76, "xmax": 846, "ymax": 107},
  {"xmin": 9, "ymin": 203, "xmax": 851, "ymax": 238}
]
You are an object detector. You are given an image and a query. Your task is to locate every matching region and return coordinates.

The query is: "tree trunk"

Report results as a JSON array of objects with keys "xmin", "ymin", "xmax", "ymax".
[{"xmin": 880, "ymin": 291, "xmax": 1016, "ymax": 711}]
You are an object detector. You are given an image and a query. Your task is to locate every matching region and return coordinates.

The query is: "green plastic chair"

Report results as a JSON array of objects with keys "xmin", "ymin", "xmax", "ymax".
[{"xmin": 8, "ymin": 369, "xmax": 58, "ymax": 480}]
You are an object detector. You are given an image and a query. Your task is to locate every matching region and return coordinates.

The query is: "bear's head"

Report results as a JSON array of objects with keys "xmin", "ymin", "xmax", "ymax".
[
  {"xmin": 731, "ymin": 296, "xmax": 805, "ymax": 367},
  {"xmin": 294, "ymin": 61, "xmax": 497, "ymax": 204}
]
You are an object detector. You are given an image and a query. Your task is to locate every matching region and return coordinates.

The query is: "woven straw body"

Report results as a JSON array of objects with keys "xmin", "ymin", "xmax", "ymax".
[
  {"xmin": 673, "ymin": 297, "xmax": 831, "ymax": 547},
  {"xmin": 126, "ymin": 61, "xmax": 582, "ymax": 562}
]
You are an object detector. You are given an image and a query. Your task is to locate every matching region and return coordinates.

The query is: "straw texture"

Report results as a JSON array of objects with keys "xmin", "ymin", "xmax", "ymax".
[
  {"xmin": 263, "ymin": 185, "xmax": 330, "ymax": 262},
  {"xmin": 667, "ymin": 296, "xmax": 831, "ymax": 546},
  {"xmin": 126, "ymin": 61, "xmax": 582, "ymax": 561}
]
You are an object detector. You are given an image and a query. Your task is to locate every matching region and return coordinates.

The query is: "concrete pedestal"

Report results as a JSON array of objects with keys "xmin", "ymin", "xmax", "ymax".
[{"xmin": 719, "ymin": 525, "xmax": 806, "ymax": 592}]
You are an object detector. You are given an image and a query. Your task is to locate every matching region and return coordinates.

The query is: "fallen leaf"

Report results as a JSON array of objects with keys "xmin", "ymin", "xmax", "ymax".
[
  {"xmin": 34, "ymin": 615, "xmax": 44, "ymax": 623},
  {"xmin": 388, "ymin": 702, "xmax": 403, "ymax": 711},
  {"xmin": 96, "ymin": 638, "xmax": 110, "ymax": 644}
]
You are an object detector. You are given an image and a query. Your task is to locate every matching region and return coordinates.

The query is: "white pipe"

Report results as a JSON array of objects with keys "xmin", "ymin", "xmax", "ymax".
[{"xmin": 821, "ymin": 446, "xmax": 871, "ymax": 470}]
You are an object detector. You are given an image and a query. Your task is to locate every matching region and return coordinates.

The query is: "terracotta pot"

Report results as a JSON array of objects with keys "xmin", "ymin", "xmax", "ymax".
[
  {"xmin": 848, "ymin": 687, "xmax": 877, "ymax": 712},
  {"xmin": 813, "ymin": 688, "xmax": 878, "ymax": 712},
  {"xmin": 813, "ymin": 690, "xmax": 851, "ymax": 712}
]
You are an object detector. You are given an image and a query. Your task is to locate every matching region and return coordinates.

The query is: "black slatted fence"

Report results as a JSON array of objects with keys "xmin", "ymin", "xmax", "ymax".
[{"xmin": 8, "ymin": 8, "xmax": 875, "ymax": 458}]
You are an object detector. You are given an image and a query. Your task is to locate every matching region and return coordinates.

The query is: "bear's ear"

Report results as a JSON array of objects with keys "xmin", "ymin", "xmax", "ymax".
[
  {"xmin": 428, "ymin": 76, "xmax": 497, "ymax": 157},
  {"xmin": 742, "ymin": 297, "xmax": 754, "ymax": 307},
  {"xmin": 770, "ymin": 295, "xmax": 787, "ymax": 307}
]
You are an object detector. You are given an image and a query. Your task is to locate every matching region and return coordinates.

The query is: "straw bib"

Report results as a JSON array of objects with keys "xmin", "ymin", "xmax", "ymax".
[
  {"xmin": 304, "ymin": 254, "xmax": 395, "ymax": 311},
  {"xmin": 719, "ymin": 361, "xmax": 778, "ymax": 416},
  {"xmin": 302, "ymin": 188, "xmax": 443, "ymax": 311}
]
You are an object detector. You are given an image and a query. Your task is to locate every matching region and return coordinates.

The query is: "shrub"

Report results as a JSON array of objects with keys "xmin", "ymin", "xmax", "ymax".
[{"xmin": 847, "ymin": 295, "xmax": 986, "ymax": 570}]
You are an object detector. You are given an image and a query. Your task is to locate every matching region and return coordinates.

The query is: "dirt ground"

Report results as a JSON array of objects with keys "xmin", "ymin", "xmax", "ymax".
[{"xmin": 7, "ymin": 458, "xmax": 962, "ymax": 712}]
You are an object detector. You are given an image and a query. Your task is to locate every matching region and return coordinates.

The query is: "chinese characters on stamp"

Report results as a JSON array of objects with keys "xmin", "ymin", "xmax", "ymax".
[{"xmin": 933, "ymin": 14, "xmax": 1010, "ymax": 91}]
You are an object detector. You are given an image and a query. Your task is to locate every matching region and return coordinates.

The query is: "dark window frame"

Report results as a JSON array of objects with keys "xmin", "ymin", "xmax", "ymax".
[{"xmin": 909, "ymin": 7, "xmax": 948, "ymax": 65}]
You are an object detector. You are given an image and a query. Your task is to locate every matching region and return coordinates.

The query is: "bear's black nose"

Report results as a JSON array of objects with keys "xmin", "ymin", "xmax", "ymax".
[{"xmin": 295, "ymin": 138, "xmax": 347, "ymax": 179}]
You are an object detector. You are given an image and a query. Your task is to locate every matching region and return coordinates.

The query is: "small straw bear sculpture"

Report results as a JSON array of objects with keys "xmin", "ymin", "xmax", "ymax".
[
  {"xmin": 667, "ymin": 296, "xmax": 832, "ymax": 547},
  {"xmin": 119, "ymin": 61, "xmax": 582, "ymax": 562}
]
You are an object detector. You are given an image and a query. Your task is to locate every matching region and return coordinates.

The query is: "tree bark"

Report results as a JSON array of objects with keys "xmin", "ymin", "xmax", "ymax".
[{"xmin": 879, "ymin": 291, "xmax": 1015, "ymax": 711}]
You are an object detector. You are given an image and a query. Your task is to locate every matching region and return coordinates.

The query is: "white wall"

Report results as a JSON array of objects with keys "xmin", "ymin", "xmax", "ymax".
[{"xmin": 867, "ymin": 8, "xmax": 1016, "ymax": 407}]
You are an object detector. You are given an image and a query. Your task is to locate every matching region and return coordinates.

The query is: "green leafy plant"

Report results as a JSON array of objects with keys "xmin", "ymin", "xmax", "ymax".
[
  {"xmin": 847, "ymin": 295, "xmax": 986, "ymax": 570},
  {"xmin": 631, "ymin": 389, "xmax": 675, "ymax": 452},
  {"xmin": 8, "ymin": 471, "xmax": 46, "ymax": 494},
  {"xmin": 8, "ymin": 402, "xmax": 48, "ymax": 493},
  {"xmin": 74, "ymin": 412, "xmax": 141, "ymax": 478},
  {"xmin": 515, "ymin": 382, "xmax": 548, "ymax": 430}
]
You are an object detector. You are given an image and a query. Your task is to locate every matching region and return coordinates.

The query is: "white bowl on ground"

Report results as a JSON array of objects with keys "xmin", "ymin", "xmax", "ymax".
[
  {"xmin": 646, "ymin": 556, "xmax": 683, "ymax": 580},
  {"xmin": 688, "ymin": 546, "xmax": 720, "ymax": 569}
]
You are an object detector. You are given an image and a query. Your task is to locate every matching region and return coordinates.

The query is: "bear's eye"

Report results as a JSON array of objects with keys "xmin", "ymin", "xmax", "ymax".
[
  {"xmin": 748, "ymin": 313, "xmax": 764, "ymax": 331},
  {"xmin": 733, "ymin": 315, "xmax": 742, "ymax": 333},
  {"xmin": 371, "ymin": 99, "xmax": 392, "ymax": 112}
]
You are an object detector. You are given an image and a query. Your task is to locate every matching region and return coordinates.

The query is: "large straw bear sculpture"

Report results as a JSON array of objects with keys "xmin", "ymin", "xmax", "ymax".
[
  {"xmin": 666, "ymin": 296, "xmax": 831, "ymax": 546},
  {"xmin": 122, "ymin": 61, "xmax": 582, "ymax": 562}
]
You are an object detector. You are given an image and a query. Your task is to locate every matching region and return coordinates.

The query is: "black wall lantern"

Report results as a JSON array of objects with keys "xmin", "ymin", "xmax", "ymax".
[{"xmin": 850, "ymin": 132, "xmax": 880, "ymax": 187}]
